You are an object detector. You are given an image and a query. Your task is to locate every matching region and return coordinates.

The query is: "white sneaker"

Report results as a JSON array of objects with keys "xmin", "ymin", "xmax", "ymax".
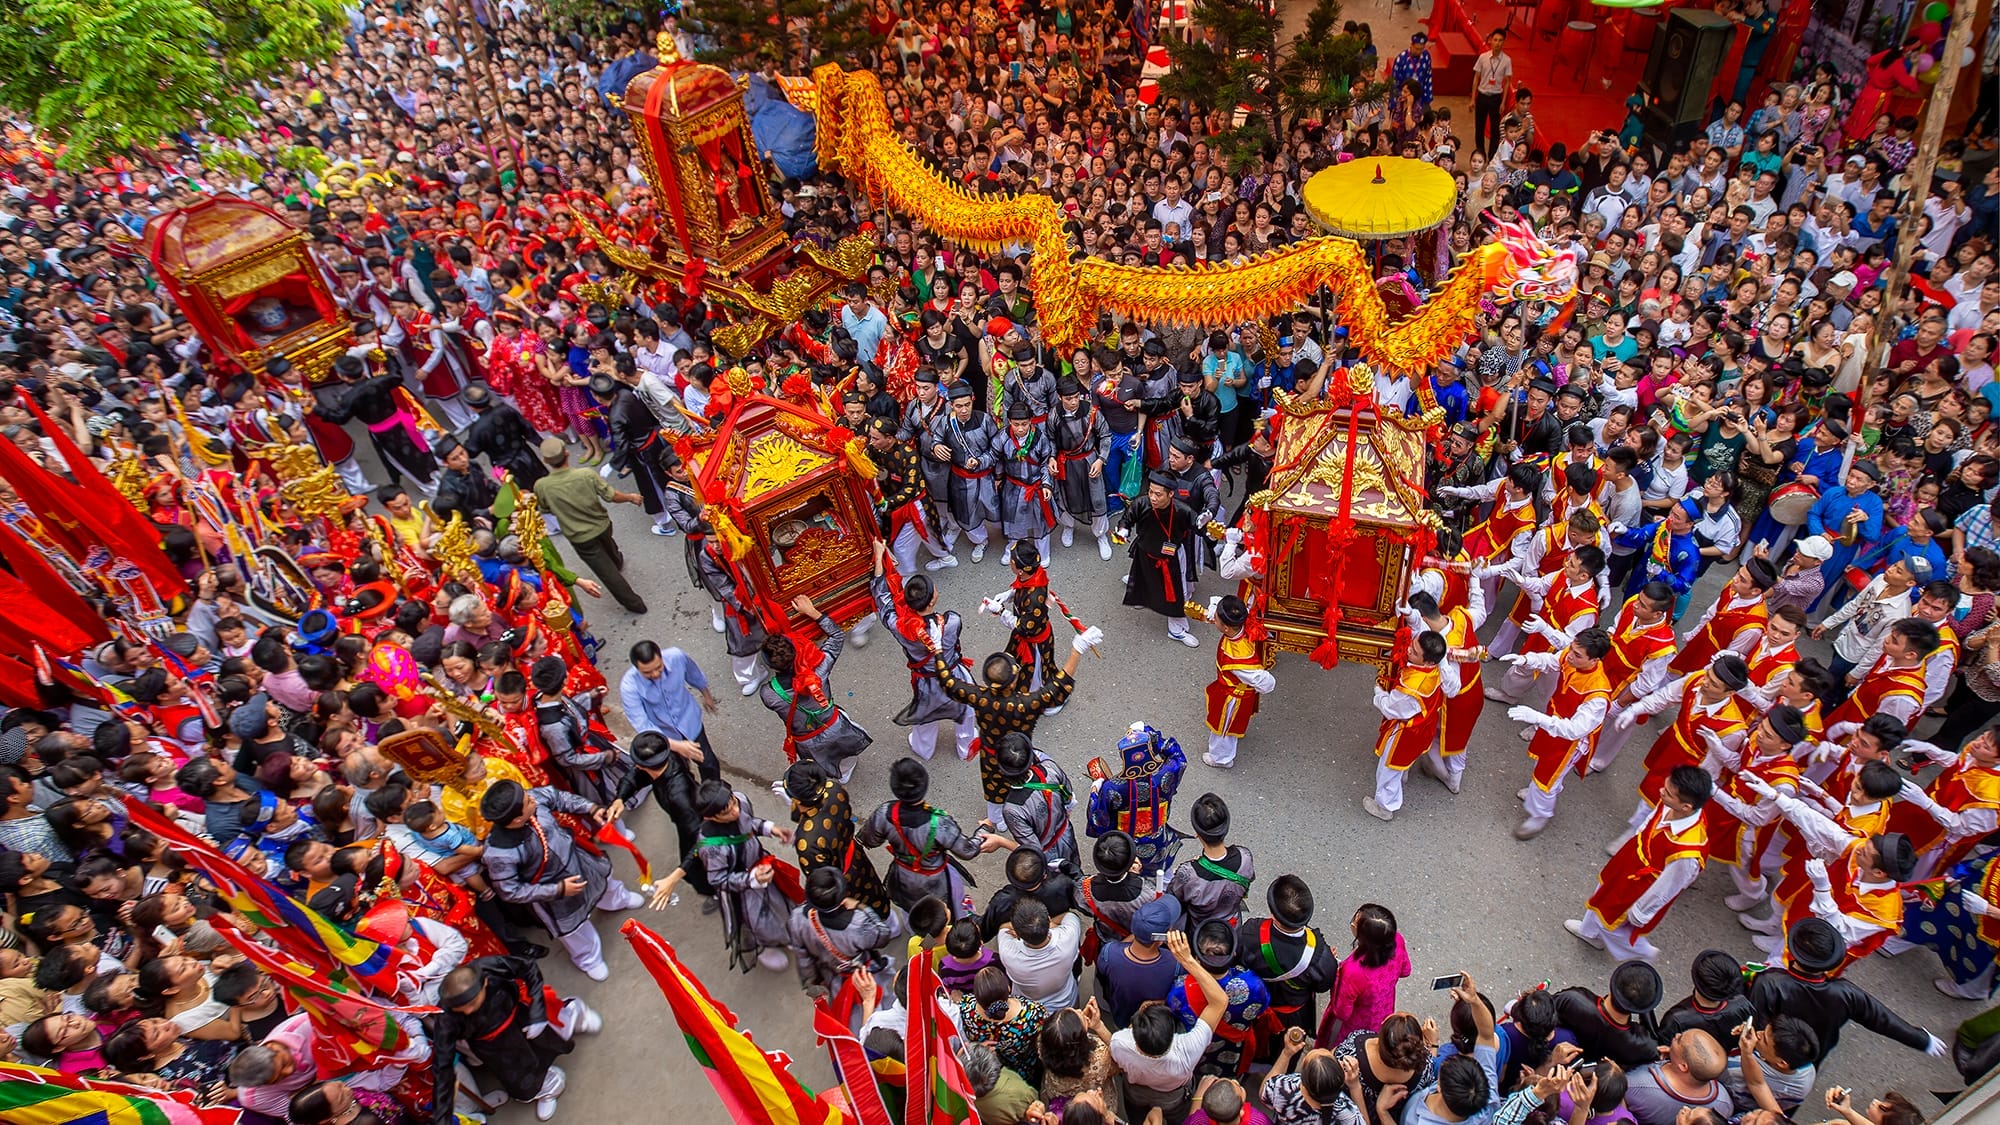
[
  {"xmin": 612, "ymin": 888, "xmax": 648, "ymax": 911},
  {"xmin": 1514, "ymin": 817, "xmax": 1550, "ymax": 840},
  {"xmin": 1752, "ymin": 932, "xmax": 1785, "ymax": 957},
  {"xmin": 1361, "ymin": 798, "xmax": 1394, "ymax": 822},
  {"xmin": 1563, "ymin": 919, "xmax": 1604, "ymax": 948},
  {"xmin": 536, "ymin": 1097, "xmax": 560, "ymax": 1121},
  {"xmin": 1061, "ymin": 526, "xmax": 1074, "ymax": 547},
  {"xmin": 1097, "ymin": 534, "xmax": 1113, "ymax": 561},
  {"xmin": 1170, "ymin": 630, "xmax": 1201, "ymax": 648},
  {"xmin": 1738, "ymin": 910, "xmax": 1781, "ymax": 935},
  {"xmin": 1517, "ymin": 787, "xmax": 1531, "ymax": 801},
  {"xmin": 582, "ymin": 961, "xmax": 609, "ymax": 982},
  {"xmin": 970, "ymin": 542, "xmax": 986, "ymax": 563},
  {"xmin": 1722, "ymin": 889, "xmax": 1766, "ymax": 912},
  {"xmin": 1202, "ymin": 752, "xmax": 1235, "ymax": 769},
  {"xmin": 740, "ymin": 680, "xmax": 760, "ymax": 697},
  {"xmin": 758, "ymin": 947, "xmax": 792, "ymax": 972},
  {"xmin": 650, "ymin": 523, "xmax": 677, "ymax": 537},
  {"xmin": 711, "ymin": 606, "xmax": 725, "ymax": 633},
  {"xmin": 925, "ymin": 554, "xmax": 959, "ymax": 570},
  {"xmin": 577, "ymin": 1005, "xmax": 604, "ymax": 1034}
]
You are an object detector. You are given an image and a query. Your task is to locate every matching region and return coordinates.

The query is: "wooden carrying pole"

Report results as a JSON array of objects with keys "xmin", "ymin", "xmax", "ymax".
[{"xmin": 1857, "ymin": 0, "xmax": 1980, "ymax": 411}]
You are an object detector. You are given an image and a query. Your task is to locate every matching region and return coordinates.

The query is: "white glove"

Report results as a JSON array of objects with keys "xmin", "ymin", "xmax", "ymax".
[
  {"xmin": 1524, "ymin": 614, "xmax": 1550, "ymax": 637},
  {"xmin": 1205, "ymin": 595, "xmax": 1224, "ymax": 620},
  {"xmin": 1804, "ymin": 858, "xmax": 1830, "ymax": 889},
  {"xmin": 771, "ymin": 778, "xmax": 790, "ymax": 800},
  {"xmin": 979, "ymin": 596, "xmax": 1006, "ymax": 616},
  {"xmin": 1962, "ymin": 889, "xmax": 1994, "ymax": 917},
  {"xmin": 1498, "ymin": 653, "xmax": 1527, "ymax": 666},
  {"xmin": 1072, "ymin": 626, "xmax": 1104, "ymax": 654},
  {"xmin": 1607, "ymin": 521, "xmax": 1628, "ymax": 537},
  {"xmin": 1507, "ymin": 705, "xmax": 1544, "ymax": 725},
  {"xmin": 1613, "ymin": 709, "xmax": 1638, "ymax": 732},
  {"xmin": 1437, "ymin": 485, "xmax": 1469, "ymax": 499},
  {"xmin": 1900, "ymin": 778, "xmax": 1926, "ymax": 803},
  {"xmin": 1001, "ymin": 610, "xmax": 1019, "ymax": 628},
  {"xmin": 1225, "ymin": 527, "xmax": 1243, "ymax": 545},
  {"xmin": 1927, "ymin": 1032, "xmax": 1949, "ymax": 1057},
  {"xmin": 1742, "ymin": 775, "xmax": 1779, "ymax": 800},
  {"xmin": 1238, "ymin": 669, "xmax": 1277, "ymax": 693}
]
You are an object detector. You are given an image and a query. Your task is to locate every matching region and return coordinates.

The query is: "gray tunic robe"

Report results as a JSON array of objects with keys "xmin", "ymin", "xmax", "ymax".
[
  {"xmin": 1000, "ymin": 752, "xmax": 1079, "ymax": 871},
  {"xmin": 870, "ymin": 574, "xmax": 975, "ymax": 727},
  {"xmin": 1001, "ymin": 365, "xmax": 1058, "ymax": 420},
  {"xmin": 662, "ymin": 481, "xmax": 708, "ymax": 588},
  {"xmin": 1048, "ymin": 403, "xmax": 1112, "ymax": 519},
  {"xmin": 757, "ymin": 617, "xmax": 870, "ymax": 770},
  {"xmin": 534, "ymin": 692, "xmax": 634, "ymax": 807},
  {"xmin": 698, "ymin": 793, "xmax": 795, "ymax": 963},
  {"xmin": 993, "ymin": 427, "xmax": 1056, "ymax": 542},
  {"xmin": 924, "ymin": 410, "xmax": 1001, "ymax": 530},
  {"xmin": 786, "ymin": 903, "xmax": 902, "ymax": 992},
  {"xmin": 481, "ymin": 786, "xmax": 610, "ymax": 938},
  {"xmin": 856, "ymin": 800, "xmax": 984, "ymax": 912},
  {"xmin": 696, "ymin": 543, "xmax": 768, "ymax": 658},
  {"xmin": 1164, "ymin": 844, "xmax": 1256, "ymax": 931},
  {"xmin": 900, "ymin": 395, "xmax": 953, "ymax": 499}
]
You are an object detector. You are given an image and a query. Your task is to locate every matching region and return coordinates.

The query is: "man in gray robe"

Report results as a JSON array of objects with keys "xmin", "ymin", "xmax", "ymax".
[
  {"xmin": 924, "ymin": 381, "xmax": 1000, "ymax": 562},
  {"xmin": 870, "ymin": 539, "xmax": 975, "ymax": 761},
  {"xmin": 756, "ymin": 595, "xmax": 870, "ymax": 780},
  {"xmin": 787, "ymin": 866, "xmax": 902, "ymax": 1000},
  {"xmin": 695, "ymin": 780, "xmax": 799, "ymax": 973},
  {"xmin": 858, "ymin": 757, "xmax": 990, "ymax": 915},
  {"xmin": 479, "ymin": 780, "xmax": 645, "ymax": 982}
]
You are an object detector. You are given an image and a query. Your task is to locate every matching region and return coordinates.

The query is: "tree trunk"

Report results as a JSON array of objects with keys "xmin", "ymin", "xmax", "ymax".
[{"xmin": 1857, "ymin": 0, "xmax": 1978, "ymax": 412}]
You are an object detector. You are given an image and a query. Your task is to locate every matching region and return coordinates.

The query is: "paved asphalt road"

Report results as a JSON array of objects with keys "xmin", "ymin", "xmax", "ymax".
[{"xmin": 459, "ymin": 463, "xmax": 1976, "ymax": 1122}]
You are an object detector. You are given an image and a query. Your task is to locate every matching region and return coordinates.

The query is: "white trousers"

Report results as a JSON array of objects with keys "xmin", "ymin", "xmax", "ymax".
[
  {"xmin": 1731, "ymin": 826, "xmax": 1787, "ymax": 897},
  {"xmin": 557, "ymin": 879, "xmax": 640, "ymax": 974},
  {"xmin": 1208, "ymin": 732, "xmax": 1240, "ymax": 766},
  {"xmin": 1574, "ymin": 913, "xmax": 1659, "ymax": 961},
  {"xmin": 1591, "ymin": 708, "xmax": 1639, "ymax": 770},
  {"xmin": 432, "ymin": 391, "xmax": 479, "ymax": 430},
  {"xmin": 891, "ymin": 521, "xmax": 947, "ymax": 575},
  {"xmin": 910, "ymin": 717, "xmax": 977, "ymax": 761},
  {"xmin": 1488, "ymin": 620, "xmax": 1524, "ymax": 659},
  {"xmin": 1374, "ymin": 759, "xmax": 1410, "ymax": 813},
  {"xmin": 1523, "ymin": 741, "xmax": 1585, "ymax": 820},
  {"xmin": 1427, "ymin": 746, "xmax": 1466, "ymax": 787},
  {"xmin": 731, "ymin": 653, "xmax": 764, "ymax": 690},
  {"xmin": 1167, "ymin": 615, "xmax": 1193, "ymax": 639},
  {"xmin": 332, "ymin": 457, "xmax": 373, "ymax": 494},
  {"xmin": 1058, "ymin": 511, "xmax": 1110, "ymax": 537}
]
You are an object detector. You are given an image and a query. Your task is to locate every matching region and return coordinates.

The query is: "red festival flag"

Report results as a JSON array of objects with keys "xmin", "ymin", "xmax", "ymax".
[
  {"xmin": 620, "ymin": 919, "xmax": 845, "ymax": 1125},
  {"xmin": 812, "ymin": 997, "xmax": 896, "ymax": 1125},
  {"xmin": 213, "ymin": 918, "xmax": 433, "ymax": 1075},
  {"xmin": 15, "ymin": 388, "xmax": 185, "ymax": 595},
  {"xmin": 0, "ymin": 533, "xmax": 107, "ymax": 657}
]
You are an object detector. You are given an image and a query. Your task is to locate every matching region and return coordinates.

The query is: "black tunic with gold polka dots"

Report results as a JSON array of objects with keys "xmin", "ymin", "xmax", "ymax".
[
  {"xmin": 935, "ymin": 658, "xmax": 1076, "ymax": 803},
  {"xmin": 789, "ymin": 777, "xmax": 891, "ymax": 918}
]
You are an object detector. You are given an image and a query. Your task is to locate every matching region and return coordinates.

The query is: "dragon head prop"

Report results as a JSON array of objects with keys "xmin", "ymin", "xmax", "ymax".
[{"xmin": 1478, "ymin": 216, "xmax": 1584, "ymax": 307}]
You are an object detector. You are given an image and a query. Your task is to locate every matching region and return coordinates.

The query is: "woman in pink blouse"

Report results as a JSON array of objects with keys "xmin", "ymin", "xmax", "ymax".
[{"xmin": 1315, "ymin": 902, "xmax": 1412, "ymax": 1047}]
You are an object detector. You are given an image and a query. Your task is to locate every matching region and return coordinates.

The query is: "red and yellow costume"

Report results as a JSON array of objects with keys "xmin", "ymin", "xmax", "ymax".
[
  {"xmin": 1585, "ymin": 803, "xmax": 1708, "ymax": 936},
  {"xmin": 1439, "ymin": 605, "xmax": 1485, "ymax": 758},
  {"xmin": 1519, "ymin": 578, "xmax": 1601, "ymax": 657},
  {"xmin": 1778, "ymin": 840, "xmax": 1905, "ymax": 970},
  {"xmin": 1527, "ymin": 661, "xmax": 1612, "ymax": 791},
  {"xmin": 1709, "ymin": 751, "xmax": 1803, "ymax": 867},
  {"xmin": 1376, "ymin": 664, "xmax": 1448, "ymax": 770},
  {"xmin": 1638, "ymin": 676, "xmax": 1747, "ymax": 805},
  {"xmin": 1826, "ymin": 658, "xmax": 1928, "ymax": 729},
  {"xmin": 1670, "ymin": 596, "xmax": 1768, "ymax": 676},
  {"xmin": 1886, "ymin": 749, "xmax": 2000, "ymax": 870},
  {"xmin": 1206, "ymin": 629, "xmax": 1270, "ymax": 738},
  {"xmin": 1504, "ymin": 525, "xmax": 1576, "ymax": 633},
  {"xmin": 1463, "ymin": 495, "xmax": 1537, "ymax": 564}
]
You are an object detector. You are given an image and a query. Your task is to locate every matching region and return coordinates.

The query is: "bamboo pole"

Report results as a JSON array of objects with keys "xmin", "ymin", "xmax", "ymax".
[{"xmin": 1855, "ymin": 0, "xmax": 1979, "ymax": 415}]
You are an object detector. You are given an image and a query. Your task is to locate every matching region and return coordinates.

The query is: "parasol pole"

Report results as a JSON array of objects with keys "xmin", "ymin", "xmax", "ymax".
[{"xmin": 1857, "ymin": 0, "xmax": 1977, "ymax": 421}]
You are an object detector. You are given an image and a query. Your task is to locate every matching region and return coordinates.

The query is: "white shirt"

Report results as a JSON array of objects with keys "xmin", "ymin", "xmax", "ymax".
[
  {"xmin": 997, "ymin": 913, "xmax": 1085, "ymax": 1009},
  {"xmin": 1111, "ymin": 1020, "xmax": 1214, "ymax": 1092}
]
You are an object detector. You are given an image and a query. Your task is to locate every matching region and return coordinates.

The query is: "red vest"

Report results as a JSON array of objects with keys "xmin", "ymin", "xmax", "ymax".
[
  {"xmin": 1526, "ymin": 661, "xmax": 1612, "ymax": 790},
  {"xmin": 1671, "ymin": 596, "xmax": 1768, "ymax": 675},
  {"xmin": 1376, "ymin": 665, "xmax": 1447, "ymax": 772}
]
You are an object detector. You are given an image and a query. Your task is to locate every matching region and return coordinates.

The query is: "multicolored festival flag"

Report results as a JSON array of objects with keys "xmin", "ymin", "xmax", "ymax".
[
  {"xmin": 904, "ymin": 950, "xmax": 981, "ymax": 1125},
  {"xmin": 124, "ymin": 802, "xmax": 406, "ymax": 994},
  {"xmin": 0, "ymin": 1060, "xmax": 242, "ymax": 1125},
  {"xmin": 811, "ymin": 998, "xmax": 896, "ymax": 1125},
  {"xmin": 213, "ymin": 918, "xmax": 433, "ymax": 1076},
  {"xmin": 620, "ymin": 919, "xmax": 846, "ymax": 1125}
]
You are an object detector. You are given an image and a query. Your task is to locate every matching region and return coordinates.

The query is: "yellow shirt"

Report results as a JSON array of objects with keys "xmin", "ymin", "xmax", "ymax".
[{"xmin": 386, "ymin": 510, "xmax": 431, "ymax": 550}]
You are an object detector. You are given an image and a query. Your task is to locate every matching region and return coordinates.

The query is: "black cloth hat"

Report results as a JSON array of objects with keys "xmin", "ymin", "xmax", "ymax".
[
  {"xmin": 1217, "ymin": 596, "xmax": 1248, "ymax": 628},
  {"xmin": 946, "ymin": 381, "xmax": 976, "ymax": 400},
  {"xmin": 1007, "ymin": 400, "xmax": 1034, "ymax": 421},
  {"xmin": 1851, "ymin": 459, "xmax": 1883, "ymax": 482},
  {"xmin": 1145, "ymin": 469, "xmax": 1178, "ymax": 489},
  {"xmin": 1787, "ymin": 918, "xmax": 1846, "ymax": 973},
  {"xmin": 915, "ymin": 367, "xmax": 940, "ymax": 384},
  {"xmin": 1710, "ymin": 653, "xmax": 1750, "ymax": 691},
  {"xmin": 1056, "ymin": 375, "xmax": 1084, "ymax": 396},
  {"xmin": 1766, "ymin": 704, "xmax": 1808, "ymax": 745},
  {"xmin": 1873, "ymin": 832, "xmax": 1916, "ymax": 882},
  {"xmin": 480, "ymin": 779, "xmax": 526, "ymax": 824}
]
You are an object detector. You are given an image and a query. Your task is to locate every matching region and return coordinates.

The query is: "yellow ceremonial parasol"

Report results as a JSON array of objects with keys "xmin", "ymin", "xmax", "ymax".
[{"xmin": 1302, "ymin": 157, "xmax": 1459, "ymax": 240}]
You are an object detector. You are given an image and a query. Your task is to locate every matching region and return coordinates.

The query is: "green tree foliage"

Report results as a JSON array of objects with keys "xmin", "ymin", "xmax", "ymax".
[
  {"xmin": 1158, "ymin": 0, "xmax": 1387, "ymax": 169},
  {"xmin": 0, "ymin": 0, "xmax": 349, "ymax": 169},
  {"xmin": 682, "ymin": 0, "xmax": 880, "ymax": 72}
]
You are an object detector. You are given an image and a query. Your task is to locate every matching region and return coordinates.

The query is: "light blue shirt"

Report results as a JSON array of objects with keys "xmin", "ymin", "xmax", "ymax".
[
  {"xmin": 841, "ymin": 304, "xmax": 890, "ymax": 366},
  {"xmin": 1403, "ymin": 1043, "xmax": 1500, "ymax": 1125},
  {"xmin": 619, "ymin": 648, "xmax": 710, "ymax": 742}
]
